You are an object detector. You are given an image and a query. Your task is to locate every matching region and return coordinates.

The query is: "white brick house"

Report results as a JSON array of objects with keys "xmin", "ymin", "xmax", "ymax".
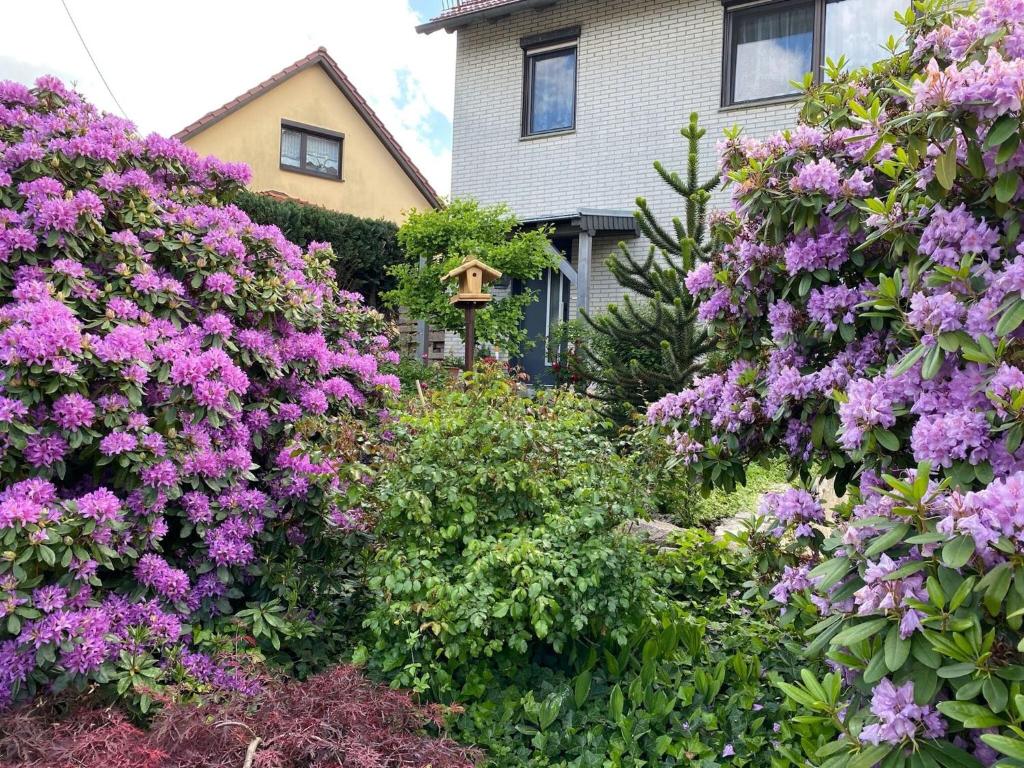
[{"xmin": 418, "ymin": 0, "xmax": 904, "ymax": 382}]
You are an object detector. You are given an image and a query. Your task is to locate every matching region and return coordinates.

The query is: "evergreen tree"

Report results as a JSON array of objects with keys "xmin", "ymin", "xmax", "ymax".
[{"xmin": 568, "ymin": 113, "xmax": 719, "ymax": 417}]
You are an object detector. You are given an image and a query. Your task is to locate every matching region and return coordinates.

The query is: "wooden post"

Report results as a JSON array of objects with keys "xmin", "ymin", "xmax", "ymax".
[
  {"xmin": 442, "ymin": 257, "xmax": 502, "ymax": 372},
  {"xmin": 464, "ymin": 304, "xmax": 476, "ymax": 371}
]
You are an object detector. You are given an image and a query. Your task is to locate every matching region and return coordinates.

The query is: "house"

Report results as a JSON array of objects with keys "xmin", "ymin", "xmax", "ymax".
[
  {"xmin": 175, "ymin": 47, "xmax": 440, "ymax": 222},
  {"xmin": 418, "ymin": 0, "xmax": 904, "ymax": 383}
]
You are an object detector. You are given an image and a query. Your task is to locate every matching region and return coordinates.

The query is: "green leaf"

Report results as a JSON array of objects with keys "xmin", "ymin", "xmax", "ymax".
[
  {"xmin": 980, "ymin": 734, "xmax": 1024, "ymax": 761},
  {"xmin": 609, "ymin": 684, "xmax": 624, "ymax": 722},
  {"xmin": 850, "ymin": 745, "xmax": 893, "ymax": 768},
  {"xmin": 865, "ymin": 523, "xmax": 909, "ymax": 558},
  {"xmin": 809, "ymin": 557, "xmax": 853, "ymax": 591},
  {"xmin": 935, "ymin": 141, "xmax": 958, "ymax": 190},
  {"xmin": 942, "ymin": 536, "xmax": 975, "ymax": 569},
  {"xmin": 922, "ymin": 345, "xmax": 944, "ymax": 381},
  {"xmin": 884, "ymin": 626, "xmax": 911, "ymax": 671},
  {"xmin": 995, "ymin": 171, "xmax": 1020, "ymax": 204},
  {"xmin": 776, "ymin": 681, "xmax": 818, "ymax": 709},
  {"xmin": 832, "ymin": 618, "xmax": 889, "ymax": 648},
  {"xmin": 985, "ymin": 115, "xmax": 1019, "ymax": 149},
  {"xmin": 574, "ymin": 670, "xmax": 592, "ymax": 708},
  {"xmin": 995, "ymin": 298, "xmax": 1024, "ymax": 338},
  {"xmin": 891, "ymin": 345, "xmax": 927, "ymax": 376},
  {"xmin": 874, "ymin": 429, "xmax": 901, "ymax": 453},
  {"xmin": 983, "ymin": 677, "xmax": 1009, "ymax": 713},
  {"xmin": 936, "ymin": 662, "xmax": 975, "ymax": 679},
  {"xmin": 936, "ymin": 701, "xmax": 1004, "ymax": 728}
]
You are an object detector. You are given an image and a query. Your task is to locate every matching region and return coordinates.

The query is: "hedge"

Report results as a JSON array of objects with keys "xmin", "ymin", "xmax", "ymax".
[{"xmin": 234, "ymin": 190, "xmax": 403, "ymax": 306}]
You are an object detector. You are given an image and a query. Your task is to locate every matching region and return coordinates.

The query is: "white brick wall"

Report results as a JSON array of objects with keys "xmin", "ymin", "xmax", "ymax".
[{"xmin": 449, "ymin": 0, "xmax": 799, "ymax": 314}]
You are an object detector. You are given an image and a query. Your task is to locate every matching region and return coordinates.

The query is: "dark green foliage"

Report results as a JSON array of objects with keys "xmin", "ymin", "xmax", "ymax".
[
  {"xmin": 358, "ymin": 367, "xmax": 659, "ymax": 695},
  {"xmin": 385, "ymin": 200, "xmax": 556, "ymax": 354},
  {"xmin": 234, "ymin": 190, "xmax": 401, "ymax": 305},
  {"xmin": 359, "ymin": 368, "xmax": 820, "ymax": 766},
  {"xmin": 569, "ymin": 114, "xmax": 718, "ymax": 416},
  {"xmin": 390, "ymin": 356, "xmax": 453, "ymax": 397},
  {"xmin": 447, "ymin": 520, "xmax": 813, "ymax": 767}
]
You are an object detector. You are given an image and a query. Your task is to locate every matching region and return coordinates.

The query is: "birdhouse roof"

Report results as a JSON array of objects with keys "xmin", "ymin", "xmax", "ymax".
[{"xmin": 443, "ymin": 259, "xmax": 502, "ymax": 281}]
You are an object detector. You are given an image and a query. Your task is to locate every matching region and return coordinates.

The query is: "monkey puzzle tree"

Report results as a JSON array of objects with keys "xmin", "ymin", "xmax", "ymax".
[{"xmin": 567, "ymin": 113, "xmax": 719, "ymax": 418}]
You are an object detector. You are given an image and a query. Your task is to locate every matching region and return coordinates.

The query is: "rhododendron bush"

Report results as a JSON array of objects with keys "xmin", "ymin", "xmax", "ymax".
[
  {"xmin": 0, "ymin": 78, "xmax": 397, "ymax": 709},
  {"xmin": 648, "ymin": 0, "xmax": 1024, "ymax": 765}
]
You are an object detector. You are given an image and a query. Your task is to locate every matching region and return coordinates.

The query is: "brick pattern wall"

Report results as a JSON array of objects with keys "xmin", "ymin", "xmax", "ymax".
[{"xmin": 450, "ymin": 0, "xmax": 799, "ymax": 314}]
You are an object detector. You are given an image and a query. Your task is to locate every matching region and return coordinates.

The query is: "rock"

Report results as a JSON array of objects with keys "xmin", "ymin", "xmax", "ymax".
[{"xmin": 623, "ymin": 518, "xmax": 686, "ymax": 545}]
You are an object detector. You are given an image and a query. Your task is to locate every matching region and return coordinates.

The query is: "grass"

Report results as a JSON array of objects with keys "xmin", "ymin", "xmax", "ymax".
[{"xmin": 687, "ymin": 457, "xmax": 790, "ymax": 527}]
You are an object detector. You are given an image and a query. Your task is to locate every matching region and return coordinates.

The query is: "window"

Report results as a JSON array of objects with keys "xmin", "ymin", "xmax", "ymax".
[
  {"xmin": 722, "ymin": 0, "xmax": 905, "ymax": 107},
  {"xmin": 279, "ymin": 120, "xmax": 343, "ymax": 179},
  {"xmin": 824, "ymin": 0, "xmax": 906, "ymax": 71},
  {"xmin": 522, "ymin": 27, "xmax": 579, "ymax": 137}
]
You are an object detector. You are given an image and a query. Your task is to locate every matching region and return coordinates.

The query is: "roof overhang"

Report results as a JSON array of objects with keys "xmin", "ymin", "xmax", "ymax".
[
  {"xmin": 175, "ymin": 48, "xmax": 441, "ymax": 209},
  {"xmin": 417, "ymin": 0, "xmax": 559, "ymax": 34},
  {"xmin": 520, "ymin": 208, "xmax": 640, "ymax": 237}
]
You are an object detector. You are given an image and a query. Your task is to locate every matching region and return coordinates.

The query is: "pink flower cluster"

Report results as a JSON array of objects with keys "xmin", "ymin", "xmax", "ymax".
[
  {"xmin": 0, "ymin": 77, "xmax": 395, "ymax": 706},
  {"xmin": 650, "ymin": 0, "xmax": 1024, "ymax": 483}
]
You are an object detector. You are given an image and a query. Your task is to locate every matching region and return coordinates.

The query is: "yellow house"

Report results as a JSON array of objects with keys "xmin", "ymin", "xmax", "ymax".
[{"xmin": 175, "ymin": 47, "xmax": 440, "ymax": 221}]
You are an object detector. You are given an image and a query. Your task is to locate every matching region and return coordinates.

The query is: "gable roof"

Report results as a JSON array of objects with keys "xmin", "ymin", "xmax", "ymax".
[
  {"xmin": 444, "ymin": 258, "xmax": 502, "ymax": 281},
  {"xmin": 417, "ymin": 0, "xmax": 557, "ymax": 34},
  {"xmin": 174, "ymin": 47, "xmax": 441, "ymax": 208}
]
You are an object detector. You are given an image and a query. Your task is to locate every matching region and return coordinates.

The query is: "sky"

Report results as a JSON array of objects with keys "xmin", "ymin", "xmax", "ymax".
[{"xmin": 0, "ymin": 0, "xmax": 457, "ymax": 194}]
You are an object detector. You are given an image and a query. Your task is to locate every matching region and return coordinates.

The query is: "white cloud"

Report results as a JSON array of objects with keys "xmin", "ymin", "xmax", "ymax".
[{"xmin": 0, "ymin": 0, "xmax": 456, "ymax": 195}]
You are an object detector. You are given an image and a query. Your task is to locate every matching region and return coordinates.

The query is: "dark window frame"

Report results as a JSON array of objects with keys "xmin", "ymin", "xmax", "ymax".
[
  {"xmin": 521, "ymin": 26, "xmax": 580, "ymax": 138},
  {"xmin": 279, "ymin": 119, "xmax": 344, "ymax": 180},
  {"xmin": 721, "ymin": 0, "xmax": 838, "ymax": 108}
]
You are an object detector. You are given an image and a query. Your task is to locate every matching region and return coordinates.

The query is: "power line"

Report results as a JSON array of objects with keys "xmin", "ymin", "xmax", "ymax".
[{"xmin": 59, "ymin": 0, "xmax": 130, "ymax": 118}]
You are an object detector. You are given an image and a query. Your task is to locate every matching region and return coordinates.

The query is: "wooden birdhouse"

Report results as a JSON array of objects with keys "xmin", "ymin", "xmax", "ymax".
[{"xmin": 443, "ymin": 258, "xmax": 502, "ymax": 305}]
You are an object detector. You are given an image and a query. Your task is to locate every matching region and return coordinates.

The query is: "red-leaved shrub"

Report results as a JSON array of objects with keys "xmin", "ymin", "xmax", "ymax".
[{"xmin": 0, "ymin": 666, "xmax": 479, "ymax": 768}]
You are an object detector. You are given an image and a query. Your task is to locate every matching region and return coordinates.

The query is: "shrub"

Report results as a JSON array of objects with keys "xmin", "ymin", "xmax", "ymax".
[
  {"xmin": 0, "ymin": 666, "xmax": 480, "ymax": 768},
  {"xmin": 648, "ymin": 0, "xmax": 1024, "ymax": 764},
  {"xmin": 233, "ymin": 189, "xmax": 402, "ymax": 306},
  {"xmin": 359, "ymin": 367, "xmax": 817, "ymax": 766},
  {"xmin": 358, "ymin": 366, "xmax": 659, "ymax": 695},
  {"xmin": 0, "ymin": 78, "xmax": 396, "ymax": 709},
  {"xmin": 391, "ymin": 354, "xmax": 452, "ymax": 397},
  {"xmin": 384, "ymin": 200, "xmax": 557, "ymax": 355},
  {"xmin": 449, "ymin": 519, "xmax": 813, "ymax": 767}
]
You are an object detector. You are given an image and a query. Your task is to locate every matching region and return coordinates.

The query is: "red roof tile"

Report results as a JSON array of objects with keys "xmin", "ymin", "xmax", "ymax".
[
  {"xmin": 418, "ymin": 0, "xmax": 550, "ymax": 33},
  {"xmin": 174, "ymin": 47, "xmax": 441, "ymax": 208},
  {"xmin": 434, "ymin": 0, "xmax": 522, "ymax": 20}
]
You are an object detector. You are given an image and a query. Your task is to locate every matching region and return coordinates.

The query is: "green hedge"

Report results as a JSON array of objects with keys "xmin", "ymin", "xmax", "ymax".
[{"xmin": 234, "ymin": 190, "xmax": 402, "ymax": 306}]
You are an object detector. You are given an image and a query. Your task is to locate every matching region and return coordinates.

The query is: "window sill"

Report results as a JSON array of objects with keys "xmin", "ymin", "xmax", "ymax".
[
  {"xmin": 279, "ymin": 164, "xmax": 344, "ymax": 182},
  {"xmin": 719, "ymin": 93, "xmax": 802, "ymax": 112},
  {"xmin": 520, "ymin": 128, "xmax": 576, "ymax": 142}
]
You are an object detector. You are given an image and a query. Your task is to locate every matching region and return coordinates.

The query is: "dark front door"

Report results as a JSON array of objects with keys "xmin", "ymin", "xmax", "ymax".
[{"xmin": 514, "ymin": 240, "xmax": 572, "ymax": 386}]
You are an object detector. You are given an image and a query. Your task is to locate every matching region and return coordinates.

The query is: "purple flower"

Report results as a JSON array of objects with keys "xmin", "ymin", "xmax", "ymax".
[
  {"xmin": 24, "ymin": 433, "xmax": 67, "ymax": 467},
  {"xmin": 99, "ymin": 431, "xmax": 137, "ymax": 455},
  {"xmin": 52, "ymin": 393, "xmax": 95, "ymax": 430},
  {"xmin": 204, "ymin": 272, "xmax": 236, "ymax": 294},
  {"xmin": 135, "ymin": 554, "xmax": 190, "ymax": 601},
  {"xmin": 790, "ymin": 158, "xmax": 842, "ymax": 196},
  {"xmin": 859, "ymin": 679, "xmax": 945, "ymax": 745},
  {"xmin": 76, "ymin": 488, "xmax": 121, "ymax": 523}
]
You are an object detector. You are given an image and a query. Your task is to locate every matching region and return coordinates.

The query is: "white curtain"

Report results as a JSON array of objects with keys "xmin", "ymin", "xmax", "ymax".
[
  {"xmin": 280, "ymin": 129, "xmax": 301, "ymax": 167},
  {"xmin": 305, "ymin": 135, "xmax": 340, "ymax": 174},
  {"xmin": 732, "ymin": 3, "xmax": 814, "ymax": 103}
]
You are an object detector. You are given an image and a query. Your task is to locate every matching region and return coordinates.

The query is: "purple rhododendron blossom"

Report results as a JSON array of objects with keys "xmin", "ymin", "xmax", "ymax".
[{"xmin": 0, "ymin": 75, "xmax": 394, "ymax": 707}]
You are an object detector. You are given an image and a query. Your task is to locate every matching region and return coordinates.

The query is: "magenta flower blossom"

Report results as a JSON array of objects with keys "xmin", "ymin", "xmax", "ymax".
[
  {"xmin": 52, "ymin": 393, "xmax": 95, "ymax": 430},
  {"xmin": 0, "ymin": 75, "xmax": 394, "ymax": 709},
  {"xmin": 99, "ymin": 431, "xmax": 137, "ymax": 455}
]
